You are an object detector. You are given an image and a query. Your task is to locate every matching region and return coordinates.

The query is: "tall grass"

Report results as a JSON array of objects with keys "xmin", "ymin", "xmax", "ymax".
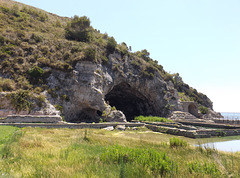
[
  {"xmin": 0, "ymin": 126, "xmax": 19, "ymax": 150},
  {"xmin": 101, "ymin": 145, "xmax": 178, "ymax": 176},
  {"xmin": 0, "ymin": 128, "xmax": 240, "ymax": 177},
  {"xmin": 169, "ymin": 137, "xmax": 188, "ymax": 148},
  {"xmin": 0, "ymin": 129, "xmax": 23, "ymax": 158},
  {"xmin": 187, "ymin": 161, "xmax": 221, "ymax": 177},
  {"xmin": 134, "ymin": 115, "xmax": 172, "ymax": 122}
]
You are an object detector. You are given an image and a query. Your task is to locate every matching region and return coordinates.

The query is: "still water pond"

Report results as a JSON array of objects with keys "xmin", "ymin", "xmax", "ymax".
[{"xmin": 200, "ymin": 140, "xmax": 240, "ymax": 152}]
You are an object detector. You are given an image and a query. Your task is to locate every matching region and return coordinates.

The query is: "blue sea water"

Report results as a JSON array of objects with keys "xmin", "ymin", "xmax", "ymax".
[
  {"xmin": 221, "ymin": 112, "xmax": 240, "ymax": 120},
  {"xmin": 198, "ymin": 112, "xmax": 240, "ymax": 152}
]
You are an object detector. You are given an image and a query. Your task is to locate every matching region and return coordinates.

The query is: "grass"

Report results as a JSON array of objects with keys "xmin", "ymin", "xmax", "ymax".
[
  {"xmin": 169, "ymin": 136, "xmax": 188, "ymax": 148},
  {"xmin": 0, "ymin": 126, "xmax": 240, "ymax": 177},
  {"xmin": 134, "ymin": 115, "xmax": 173, "ymax": 122},
  {"xmin": 0, "ymin": 126, "xmax": 19, "ymax": 150}
]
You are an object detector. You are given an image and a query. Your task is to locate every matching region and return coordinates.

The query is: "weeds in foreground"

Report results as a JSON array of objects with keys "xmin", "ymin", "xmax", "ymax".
[
  {"xmin": 0, "ymin": 127, "xmax": 240, "ymax": 177},
  {"xmin": 101, "ymin": 144, "xmax": 178, "ymax": 176},
  {"xmin": 0, "ymin": 129, "xmax": 22, "ymax": 158},
  {"xmin": 169, "ymin": 136, "xmax": 188, "ymax": 148},
  {"xmin": 187, "ymin": 161, "xmax": 221, "ymax": 177},
  {"xmin": 196, "ymin": 141, "xmax": 218, "ymax": 156}
]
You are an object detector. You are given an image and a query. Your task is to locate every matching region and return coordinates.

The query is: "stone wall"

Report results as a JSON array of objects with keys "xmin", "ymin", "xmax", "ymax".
[
  {"xmin": 146, "ymin": 124, "xmax": 240, "ymax": 138},
  {"xmin": 214, "ymin": 119, "xmax": 240, "ymax": 125},
  {"xmin": 0, "ymin": 115, "xmax": 62, "ymax": 123},
  {"xmin": 0, "ymin": 122, "xmax": 145, "ymax": 129},
  {"xmin": 145, "ymin": 124, "xmax": 197, "ymax": 138},
  {"xmin": 180, "ymin": 101, "xmax": 199, "ymax": 117}
]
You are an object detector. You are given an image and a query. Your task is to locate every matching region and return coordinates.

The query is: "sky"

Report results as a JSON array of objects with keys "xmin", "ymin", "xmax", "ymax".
[{"xmin": 15, "ymin": 0, "xmax": 240, "ymax": 112}]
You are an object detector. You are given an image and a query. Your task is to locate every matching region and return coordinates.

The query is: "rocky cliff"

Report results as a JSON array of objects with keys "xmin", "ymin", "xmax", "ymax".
[
  {"xmin": 0, "ymin": 0, "xmax": 219, "ymax": 122},
  {"xmin": 46, "ymin": 54, "xmax": 180, "ymax": 122}
]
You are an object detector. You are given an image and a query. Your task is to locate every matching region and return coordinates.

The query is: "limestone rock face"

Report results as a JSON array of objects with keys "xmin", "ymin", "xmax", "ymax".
[
  {"xmin": 0, "ymin": 92, "xmax": 60, "ymax": 117},
  {"xmin": 105, "ymin": 110, "xmax": 127, "ymax": 122},
  {"xmin": 45, "ymin": 54, "xmax": 180, "ymax": 122},
  {"xmin": 0, "ymin": 51, "xmax": 216, "ymax": 122},
  {"xmin": 202, "ymin": 110, "xmax": 223, "ymax": 119},
  {"xmin": 170, "ymin": 111, "xmax": 198, "ymax": 120}
]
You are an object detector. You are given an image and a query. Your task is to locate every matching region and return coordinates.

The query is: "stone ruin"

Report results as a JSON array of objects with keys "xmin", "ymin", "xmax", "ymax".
[{"xmin": 180, "ymin": 101, "xmax": 200, "ymax": 118}]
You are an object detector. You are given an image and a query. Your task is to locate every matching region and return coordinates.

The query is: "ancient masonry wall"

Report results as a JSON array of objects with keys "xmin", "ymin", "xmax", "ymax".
[
  {"xmin": 0, "ymin": 115, "xmax": 62, "ymax": 123},
  {"xmin": 0, "ymin": 122, "xmax": 145, "ymax": 129},
  {"xmin": 146, "ymin": 124, "xmax": 240, "ymax": 138}
]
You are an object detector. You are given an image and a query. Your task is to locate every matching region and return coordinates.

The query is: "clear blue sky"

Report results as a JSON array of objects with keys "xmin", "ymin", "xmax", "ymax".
[{"xmin": 15, "ymin": 0, "xmax": 240, "ymax": 112}]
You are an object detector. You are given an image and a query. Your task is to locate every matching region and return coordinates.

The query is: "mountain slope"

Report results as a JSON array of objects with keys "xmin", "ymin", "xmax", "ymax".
[{"xmin": 0, "ymin": 0, "xmax": 216, "ymax": 122}]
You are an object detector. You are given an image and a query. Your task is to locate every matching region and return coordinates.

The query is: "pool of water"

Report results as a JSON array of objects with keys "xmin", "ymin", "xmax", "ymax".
[{"xmin": 199, "ymin": 140, "xmax": 240, "ymax": 152}]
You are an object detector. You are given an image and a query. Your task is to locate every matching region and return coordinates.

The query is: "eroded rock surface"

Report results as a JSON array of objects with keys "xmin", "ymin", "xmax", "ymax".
[
  {"xmin": 45, "ymin": 54, "xmax": 180, "ymax": 122},
  {"xmin": 0, "ymin": 92, "xmax": 60, "ymax": 117}
]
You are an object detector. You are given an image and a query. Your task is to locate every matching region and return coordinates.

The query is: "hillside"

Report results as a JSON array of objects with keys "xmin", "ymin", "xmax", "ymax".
[{"xmin": 0, "ymin": 0, "xmax": 216, "ymax": 122}]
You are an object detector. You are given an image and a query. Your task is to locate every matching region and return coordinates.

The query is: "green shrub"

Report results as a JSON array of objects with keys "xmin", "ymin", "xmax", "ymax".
[
  {"xmin": 101, "ymin": 55, "xmax": 109, "ymax": 65},
  {"xmin": 37, "ymin": 11, "xmax": 48, "ymax": 22},
  {"xmin": 37, "ymin": 57, "xmax": 50, "ymax": 66},
  {"xmin": 28, "ymin": 66, "xmax": 44, "ymax": 79},
  {"xmin": 119, "ymin": 42, "xmax": 128, "ymax": 56},
  {"xmin": 11, "ymin": 5, "xmax": 21, "ymax": 18},
  {"xmin": 30, "ymin": 33, "xmax": 43, "ymax": 43},
  {"xmin": 10, "ymin": 89, "xmax": 32, "ymax": 112},
  {"xmin": 135, "ymin": 49, "xmax": 150, "ymax": 61},
  {"xmin": 0, "ymin": 77, "xmax": 15, "ymax": 91},
  {"xmin": 60, "ymin": 94, "xmax": 70, "ymax": 102},
  {"xmin": 1, "ymin": 44, "xmax": 15, "ymax": 55},
  {"xmin": 21, "ymin": 7, "xmax": 48, "ymax": 22},
  {"xmin": 169, "ymin": 137, "xmax": 188, "ymax": 148},
  {"xmin": 131, "ymin": 60, "xmax": 140, "ymax": 69},
  {"xmin": 65, "ymin": 16, "xmax": 91, "ymax": 42},
  {"xmin": 55, "ymin": 20, "xmax": 62, "ymax": 27},
  {"xmin": 36, "ymin": 94, "xmax": 45, "ymax": 107},
  {"xmin": 16, "ymin": 76, "xmax": 32, "ymax": 90},
  {"xmin": 140, "ymin": 70, "xmax": 154, "ymax": 79},
  {"xmin": 199, "ymin": 106, "xmax": 208, "ymax": 114},
  {"xmin": 134, "ymin": 116, "xmax": 172, "ymax": 122},
  {"xmin": 54, "ymin": 104, "xmax": 63, "ymax": 112},
  {"xmin": 0, "ymin": 6, "xmax": 10, "ymax": 14},
  {"xmin": 40, "ymin": 46, "xmax": 50, "ymax": 55},
  {"xmin": 111, "ymin": 106, "xmax": 116, "ymax": 111},
  {"xmin": 34, "ymin": 87, "xmax": 43, "ymax": 94},
  {"xmin": 106, "ymin": 37, "xmax": 117, "ymax": 53},
  {"xmin": 0, "ymin": 35, "xmax": 5, "ymax": 45},
  {"xmin": 83, "ymin": 47, "xmax": 96, "ymax": 62},
  {"xmin": 28, "ymin": 66, "xmax": 44, "ymax": 84}
]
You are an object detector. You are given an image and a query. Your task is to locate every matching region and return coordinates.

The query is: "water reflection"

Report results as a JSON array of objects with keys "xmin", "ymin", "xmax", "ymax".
[{"xmin": 199, "ymin": 140, "xmax": 240, "ymax": 152}]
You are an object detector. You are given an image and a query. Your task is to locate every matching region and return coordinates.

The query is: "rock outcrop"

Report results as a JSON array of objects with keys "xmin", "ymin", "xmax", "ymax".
[
  {"xmin": 45, "ymin": 54, "xmax": 180, "ymax": 122},
  {"xmin": 0, "ymin": 92, "xmax": 60, "ymax": 117}
]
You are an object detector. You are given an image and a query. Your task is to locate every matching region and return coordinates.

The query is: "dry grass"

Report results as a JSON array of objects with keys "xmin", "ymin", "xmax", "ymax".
[{"xmin": 0, "ymin": 127, "xmax": 240, "ymax": 177}]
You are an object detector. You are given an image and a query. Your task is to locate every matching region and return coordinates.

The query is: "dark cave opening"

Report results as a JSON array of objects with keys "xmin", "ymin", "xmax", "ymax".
[
  {"xmin": 105, "ymin": 82, "xmax": 154, "ymax": 121},
  {"xmin": 188, "ymin": 103, "xmax": 199, "ymax": 117}
]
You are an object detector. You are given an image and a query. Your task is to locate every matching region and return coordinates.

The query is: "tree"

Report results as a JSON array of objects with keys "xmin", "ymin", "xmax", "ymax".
[
  {"xmin": 107, "ymin": 37, "xmax": 117, "ymax": 53},
  {"xmin": 65, "ymin": 16, "xmax": 91, "ymax": 42},
  {"xmin": 136, "ymin": 49, "xmax": 150, "ymax": 61},
  {"xmin": 83, "ymin": 47, "xmax": 96, "ymax": 62}
]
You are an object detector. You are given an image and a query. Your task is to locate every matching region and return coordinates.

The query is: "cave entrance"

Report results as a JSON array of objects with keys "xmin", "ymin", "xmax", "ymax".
[
  {"xmin": 188, "ymin": 103, "xmax": 199, "ymax": 117},
  {"xmin": 105, "ymin": 82, "xmax": 153, "ymax": 121}
]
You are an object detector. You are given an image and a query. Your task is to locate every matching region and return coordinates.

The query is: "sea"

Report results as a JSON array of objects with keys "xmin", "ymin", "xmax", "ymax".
[
  {"xmin": 221, "ymin": 112, "xmax": 240, "ymax": 120},
  {"xmin": 199, "ymin": 112, "xmax": 240, "ymax": 152}
]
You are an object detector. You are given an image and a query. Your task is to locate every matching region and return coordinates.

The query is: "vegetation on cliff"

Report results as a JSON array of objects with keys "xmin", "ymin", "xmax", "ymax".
[{"xmin": 0, "ymin": 0, "xmax": 212, "ymax": 114}]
